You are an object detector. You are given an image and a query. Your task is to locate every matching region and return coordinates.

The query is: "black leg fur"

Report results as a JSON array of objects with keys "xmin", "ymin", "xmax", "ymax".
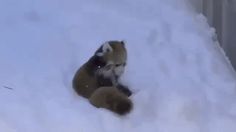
[{"xmin": 117, "ymin": 84, "xmax": 132, "ymax": 97}]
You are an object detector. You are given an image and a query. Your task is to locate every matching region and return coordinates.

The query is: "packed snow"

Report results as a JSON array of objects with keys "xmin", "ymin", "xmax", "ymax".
[{"xmin": 1, "ymin": 0, "xmax": 236, "ymax": 132}]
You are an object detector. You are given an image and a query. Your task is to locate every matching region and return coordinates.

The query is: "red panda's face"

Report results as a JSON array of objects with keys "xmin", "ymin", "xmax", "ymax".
[{"xmin": 95, "ymin": 41, "xmax": 127, "ymax": 78}]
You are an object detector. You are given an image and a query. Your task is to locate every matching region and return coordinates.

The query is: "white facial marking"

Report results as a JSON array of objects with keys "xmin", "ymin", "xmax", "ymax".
[
  {"xmin": 114, "ymin": 65, "xmax": 125, "ymax": 77},
  {"xmin": 98, "ymin": 68, "xmax": 113, "ymax": 77}
]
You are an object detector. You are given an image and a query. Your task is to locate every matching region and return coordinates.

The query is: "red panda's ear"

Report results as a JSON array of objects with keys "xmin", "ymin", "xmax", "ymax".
[
  {"xmin": 120, "ymin": 40, "xmax": 126, "ymax": 46},
  {"xmin": 96, "ymin": 42, "xmax": 113, "ymax": 56},
  {"xmin": 103, "ymin": 42, "xmax": 113, "ymax": 53}
]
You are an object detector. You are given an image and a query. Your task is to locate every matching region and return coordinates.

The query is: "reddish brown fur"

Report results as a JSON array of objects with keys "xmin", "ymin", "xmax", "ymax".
[{"xmin": 89, "ymin": 87, "xmax": 133, "ymax": 115}]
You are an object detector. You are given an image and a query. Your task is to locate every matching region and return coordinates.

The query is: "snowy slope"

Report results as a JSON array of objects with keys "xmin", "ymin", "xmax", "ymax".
[{"xmin": 1, "ymin": 0, "xmax": 236, "ymax": 132}]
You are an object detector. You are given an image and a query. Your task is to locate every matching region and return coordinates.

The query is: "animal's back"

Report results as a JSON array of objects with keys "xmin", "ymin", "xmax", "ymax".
[{"xmin": 72, "ymin": 63, "xmax": 98, "ymax": 98}]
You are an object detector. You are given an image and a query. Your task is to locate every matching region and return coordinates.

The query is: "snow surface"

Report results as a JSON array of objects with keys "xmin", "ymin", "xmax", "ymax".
[{"xmin": 1, "ymin": 0, "xmax": 236, "ymax": 132}]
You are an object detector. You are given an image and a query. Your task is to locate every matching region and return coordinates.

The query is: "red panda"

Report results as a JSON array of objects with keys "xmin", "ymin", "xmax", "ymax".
[{"xmin": 72, "ymin": 40, "xmax": 132, "ymax": 115}]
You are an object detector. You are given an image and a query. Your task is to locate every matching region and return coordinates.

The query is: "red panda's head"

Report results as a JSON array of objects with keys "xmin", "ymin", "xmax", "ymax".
[{"xmin": 95, "ymin": 41, "xmax": 127, "ymax": 78}]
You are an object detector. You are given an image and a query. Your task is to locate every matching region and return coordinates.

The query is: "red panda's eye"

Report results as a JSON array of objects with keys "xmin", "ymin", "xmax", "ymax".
[
  {"xmin": 115, "ymin": 63, "xmax": 126, "ymax": 67},
  {"xmin": 116, "ymin": 64, "xmax": 123, "ymax": 67}
]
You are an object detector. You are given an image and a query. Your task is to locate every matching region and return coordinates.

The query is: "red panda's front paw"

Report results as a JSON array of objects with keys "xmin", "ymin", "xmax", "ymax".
[{"xmin": 117, "ymin": 84, "xmax": 132, "ymax": 97}]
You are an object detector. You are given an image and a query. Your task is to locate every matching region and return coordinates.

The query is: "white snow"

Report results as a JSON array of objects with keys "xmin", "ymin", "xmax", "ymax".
[{"xmin": 1, "ymin": 0, "xmax": 236, "ymax": 132}]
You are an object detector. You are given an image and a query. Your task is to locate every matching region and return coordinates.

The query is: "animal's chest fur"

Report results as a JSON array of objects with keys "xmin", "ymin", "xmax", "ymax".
[{"xmin": 97, "ymin": 75, "xmax": 113, "ymax": 87}]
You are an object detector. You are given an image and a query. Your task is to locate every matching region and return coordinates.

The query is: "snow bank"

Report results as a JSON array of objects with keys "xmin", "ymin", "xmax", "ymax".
[{"xmin": 0, "ymin": 0, "xmax": 236, "ymax": 132}]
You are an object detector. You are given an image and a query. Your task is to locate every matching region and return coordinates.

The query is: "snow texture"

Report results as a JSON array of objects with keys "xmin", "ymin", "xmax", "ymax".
[{"xmin": 0, "ymin": 0, "xmax": 236, "ymax": 132}]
